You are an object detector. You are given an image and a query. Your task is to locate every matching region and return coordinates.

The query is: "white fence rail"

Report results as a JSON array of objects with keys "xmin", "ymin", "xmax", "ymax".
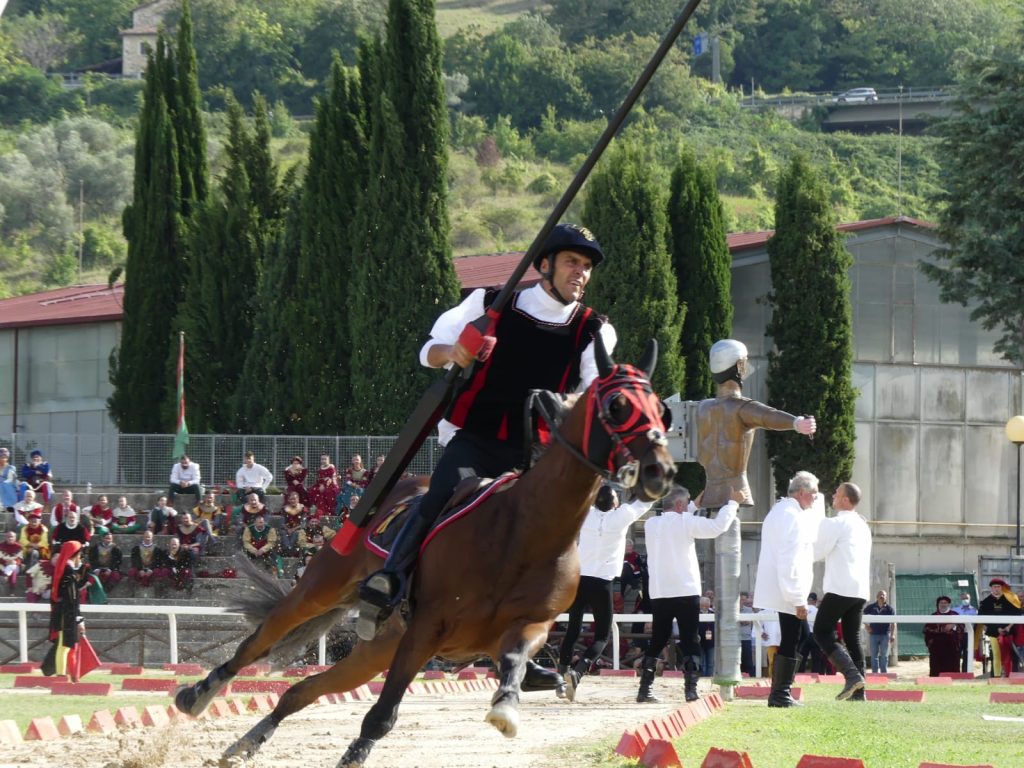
[{"xmin": 4, "ymin": 605, "xmax": 1022, "ymax": 676}]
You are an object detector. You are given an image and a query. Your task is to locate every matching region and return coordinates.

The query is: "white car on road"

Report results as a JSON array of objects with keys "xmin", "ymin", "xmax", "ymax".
[{"xmin": 834, "ymin": 87, "xmax": 879, "ymax": 103}]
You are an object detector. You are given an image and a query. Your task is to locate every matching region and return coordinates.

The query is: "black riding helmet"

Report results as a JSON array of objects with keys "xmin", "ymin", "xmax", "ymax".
[
  {"xmin": 534, "ymin": 224, "xmax": 605, "ymax": 305},
  {"xmin": 534, "ymin": 223, "xmax": 605, "ymax": 271}
]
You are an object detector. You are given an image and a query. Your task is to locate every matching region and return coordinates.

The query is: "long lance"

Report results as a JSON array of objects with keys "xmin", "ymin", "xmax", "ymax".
[{"xmin": 333, "ymin": 0, "xmax": 705, "ymax": 554}]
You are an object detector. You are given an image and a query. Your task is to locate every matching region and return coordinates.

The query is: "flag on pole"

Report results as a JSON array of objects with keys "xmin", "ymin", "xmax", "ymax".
[{"xmin": 172, "ymin": 331, "xmax": 189, "ymax": 460}]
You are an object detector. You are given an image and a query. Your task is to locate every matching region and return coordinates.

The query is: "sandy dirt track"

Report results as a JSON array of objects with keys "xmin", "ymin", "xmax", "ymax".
[{"xmin": 2, "ymin": 676, "xmax": 694, "ymax": 768}]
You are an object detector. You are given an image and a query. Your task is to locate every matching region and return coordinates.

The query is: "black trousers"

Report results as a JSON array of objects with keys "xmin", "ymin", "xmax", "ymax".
[
  {"xmin": 416, "ymin": 430, "xmax": 522, "ymax": 524},
  {"xmin": 813, "ymin": 592, "xmax": 867, "ymax": 672},
  {"xmin": 650, "ymin": 595, "xmax": 701, "ymax": 659},
  {"xmin": 558, "ymin": 575, "xmax": 614, "ymax": 666},
  {"xmin": 778, "ymin": 612, "xmax": 804, "ymax": 658}
]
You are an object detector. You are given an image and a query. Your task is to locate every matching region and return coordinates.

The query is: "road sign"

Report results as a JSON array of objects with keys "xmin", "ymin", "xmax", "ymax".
[{"xmin": 693, "ymin": 33, "xmax": 708, "ymax": 56}]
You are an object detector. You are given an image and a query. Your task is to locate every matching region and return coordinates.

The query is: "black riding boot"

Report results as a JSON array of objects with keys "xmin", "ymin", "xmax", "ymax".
[
  {"xmin": 356, "ymin": 510, "xmax": 432, "ymax": 641},
  {"xmin": 683, "ymin": 655, "xmax": 702, "ymax": 702},
  {"xmin": 521, "ymin": 660, "xmax": 564, "ymax": 693},
  {"xmin": 848, "ymin": 662, "xmax": 866, "ymax": 700},
  {"xmin": 767, "ymin": 655, "xmax": 802, "ymax": 708},
  {"xmin": 829, "ymin": 646, "xmax": 866, "ymax": 701},
  {"xmin": 636, "ymin": 656, "xmax": 660, "ymax": 703},
  {"xmin": 565, "ymin": 657, "xmax": 591, "ymax": 702},
  {"xmin": 555, "ymin": 664, "xmax": 569, "ymax": 699}
]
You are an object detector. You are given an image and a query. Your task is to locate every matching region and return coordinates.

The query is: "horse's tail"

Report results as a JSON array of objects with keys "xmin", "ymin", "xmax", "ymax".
[{"xmin": 230, "ymin": 555, "xmax": 354, "ymax": 665}]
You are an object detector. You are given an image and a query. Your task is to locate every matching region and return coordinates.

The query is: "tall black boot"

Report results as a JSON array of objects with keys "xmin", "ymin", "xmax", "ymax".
[
  {"xmin": 683, "ymin": 655, "xmax": 701, "ymax": 702},
  {"xmin": 828, "ymin": 646, "xmax": 866, "ymax": 701},
  {"xmin": 356, "ymin": 510, "xmax": 432, "ymax": 641},
  {"xmin": 555, "ymin": 664, "xmax": 568, "ymax": 699},
  {"xmin": 767, "ymin": 655, "xmax": 802, "ymax": 708},
  {"xmin": 848, "ymin": 666, "xmax": 866, "ymax": 701},
  {"xmin": 521, "ymin": 660, "xmax": 564, "ymax": 693},
  {"xmin": 565, "ymin": 657, "xmax": 591, "ymax": 702},
  {"xmin": 636, "ymin": 656, "xmax": 660, "ymax": 703}
]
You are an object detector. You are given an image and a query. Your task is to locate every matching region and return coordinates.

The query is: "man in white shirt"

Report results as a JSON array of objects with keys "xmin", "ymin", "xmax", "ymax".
[
  {"xmin": 169, "ymin": 455, "xmax": 203, "ymax": 506},
  {"xmin": 638, "ymin": 485, "xmax": 742, "ymax": 704},
  {"xmin": 13, "ymin": 488, "xmax": 44, "ymax": 527},
  {"xmin": 812, "ymin": 482, "xmax": 871, "ymax": 701},
  {"xmin": 558, "ymin": 484, "xmax": 652, "ymax": 701},
  {"xmin": 235, "ymin": 452, "xmax": 273, "ymax": 503},
  {"xmin": 753, "ymin": 470, "xmax": 822, "ymax": 707}
]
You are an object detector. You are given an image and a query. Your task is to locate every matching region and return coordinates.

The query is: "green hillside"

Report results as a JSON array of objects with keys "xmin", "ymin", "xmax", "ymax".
[{"xmin": 436, "ymin": 0, "xmax": 550, "ymax": 37}]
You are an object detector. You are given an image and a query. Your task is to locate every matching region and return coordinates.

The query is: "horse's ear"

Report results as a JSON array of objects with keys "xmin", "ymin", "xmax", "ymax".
[
  {"xmin": 639, "ymin": 339, "xmax": 658, "ymax": 379},
  {"xmin": 594, "ymin": 332, "xmax": 613, "ymax": 378}
]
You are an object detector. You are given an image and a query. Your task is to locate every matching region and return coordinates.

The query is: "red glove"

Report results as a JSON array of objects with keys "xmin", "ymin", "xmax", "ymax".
[{"xmin": 457, "ymin": 323, "xmax": 496, "ymax": 362}]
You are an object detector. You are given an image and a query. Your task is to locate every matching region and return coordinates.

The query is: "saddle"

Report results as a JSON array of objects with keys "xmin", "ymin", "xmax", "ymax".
[{"xmin": 364, "ymin": 472, "xmax": 518, "ymax": 559}]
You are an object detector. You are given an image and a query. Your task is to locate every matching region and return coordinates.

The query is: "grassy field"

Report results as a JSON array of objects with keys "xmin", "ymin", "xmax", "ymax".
[
  {"xmin": 435, "ymin": 0, "xmax": 550, "ymax": 37},
  {"xmin": 570, "ymin": 681, "xmax": 1024, "ymax": 768}
]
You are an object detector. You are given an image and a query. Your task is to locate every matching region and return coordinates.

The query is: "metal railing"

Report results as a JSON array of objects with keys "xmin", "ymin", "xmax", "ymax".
[{"xmin": 0, "ymin": 433, "xmax": 442, "ymax": 489}]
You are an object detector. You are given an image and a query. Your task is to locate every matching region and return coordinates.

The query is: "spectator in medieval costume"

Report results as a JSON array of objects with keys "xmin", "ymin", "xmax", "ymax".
[
  {"xmin": 1, "ymin": 530, "xmax": 24, "ymax": 593},
  {"xmin": 44, "ymin": 541, "xmax": 87, "ymax": 679},
  {"xmin": 193, "ymin": 491, "xmax": 228, "ymax": 536},
  {"xmin": 283, "ymin": 456, "xmax": 309, "ymax": 505},
  {"xmin": 297, "ymin": 518, "xmax": 335, "ymax": 556},
  {"xmin": 924, "ymin": 595, "xmax": 964, "ymax": 677},
  {"xmin": 344, "ymin": 454, "xmax": 370, "ymax": 489},
  {"xmin": 13, "ymin": 488, "xmax": 44, "ymax": 527},
  {"xmin": 238, "ymin": 493, "xmax": 269, "ymax": 531},
  {"xmin": 148, "ymin": 496, "xmax": 178, "ymax": 534},
  {"xmin": 243, "ymin": 514, "xmax": 283, "ymax": 577},
  {"xmin": 620, "ymin": 537, "xmax": 645, "ymax": 611},
  {"xmin": 980, "ymin": 578, "xmax": 1021, "ymax": 678},
  {"xmin": 88, "ymin": 495, "xmax": 114, "ymax": 528},
  {"xmin": 50, "ymin": 508, "xmax": 91, "ymax": 554},
  {"xmin": 159, "ymin": 537, "xmax": 194, "ymax": 592},
  {"xmin": 111, "ymin": 496, "xmax": 145, "ymax": 534},
  {"xmin": 49, "ymin": 489, "xmax": 81, "ymax": 528},
  {"xmin": 279, "ymin": 491, "xmax": 308, "ymax": 556},
  {"xmin": 20, "ymin": 450, "xmax": 53, "ymax": 505},
  {"xmin": 364, "ymin": 455, "xmax": 386, "ymax": 486},
  {"xmin": 128, "ymin": 530, "xmax": 166, "ymax": 587},
  {"xmin": 18, "ymin": 509, "xmax": 49, "ymax": 570},
  {"xmin": 308, "ymin": 454, "xmax": 339, "ymax": 519},
  {"xmin": 174, "ymin": 512, "xmax": 213, "ymax": 558},
  {"xmin": 0, "ymin": 447, "xmax": 18, "ymax": 513},
  {"xmin": 87, "ymin": 530, "xmax": 123, "ymax": 592}
]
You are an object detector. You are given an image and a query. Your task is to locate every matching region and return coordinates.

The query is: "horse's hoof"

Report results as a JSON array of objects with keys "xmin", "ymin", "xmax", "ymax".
[
  {"xmin": 337, "ymin": 737, "xmax": 376, "ymax": 768},
  {"xmin": 222, "ymin": 715, "xmax": 277, "ymax": 761},
  {"xmin": 555, "ymin": 682, "xmax": 567, "ymax": 699},
  {"xmin": 484, "ymin": 701, "xmax": 519, "ymax": 738},
  {"xmin": 174, "ymin": 684, "xmax": 208, "ymax": 716}
]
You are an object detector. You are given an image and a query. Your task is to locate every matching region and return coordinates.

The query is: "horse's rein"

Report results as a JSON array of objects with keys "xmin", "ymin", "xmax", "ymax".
[{"xmin": 531, "ymin": 366, "xmax": 667, "ymax": 487}]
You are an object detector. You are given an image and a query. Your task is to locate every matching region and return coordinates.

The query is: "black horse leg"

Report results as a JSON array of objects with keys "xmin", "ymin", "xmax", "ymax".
[
  {"xmin": 337, "ymin": 626, "xmax": 437, "ymax": 768},
  {"xmin": 174, "ymin": 660, "xmax": 236, "ymax": 716},
  {"xmin": 485, "ymin": 648, "xmax": 529, "ymax": 737}
]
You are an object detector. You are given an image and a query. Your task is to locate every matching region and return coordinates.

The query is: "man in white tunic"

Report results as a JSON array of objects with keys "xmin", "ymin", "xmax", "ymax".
[
  {"xmin": 639, "ymin": 486, "xmax": 742, "ymax": 703},
  {"xmin": 812, "ymin": 482, "xmax": 870, "ymax": 701},
  {"xmin": 753, "ymin": 471, "xmax": 823, "ymax": 707}
]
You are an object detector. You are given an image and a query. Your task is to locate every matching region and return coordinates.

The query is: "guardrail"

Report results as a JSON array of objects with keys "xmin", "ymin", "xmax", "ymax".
[
  {"xmin": 5, "ymin": 605, "xmax": 1020, "ymax": 677},
  {"xmin": 742, "ymin": 87, "xmax": 954, "ymax": 109}
]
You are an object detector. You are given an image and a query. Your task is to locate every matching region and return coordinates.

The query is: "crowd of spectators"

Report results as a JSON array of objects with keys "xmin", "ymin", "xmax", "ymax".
[{"xmin": 0, "ymin": 450, "xmax": 376, "ymax": 603}]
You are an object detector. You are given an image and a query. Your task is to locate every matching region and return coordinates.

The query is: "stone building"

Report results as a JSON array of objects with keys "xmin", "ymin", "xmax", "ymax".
[{"xmin": 121, "ymin": 0, "xmax": 176, "ymax": 78}]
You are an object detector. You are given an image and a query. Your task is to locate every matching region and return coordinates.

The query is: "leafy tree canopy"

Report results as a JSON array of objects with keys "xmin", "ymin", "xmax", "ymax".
[{"xmin": 921, "ymin": 45, "xmax": 1024, "ymax": 365}]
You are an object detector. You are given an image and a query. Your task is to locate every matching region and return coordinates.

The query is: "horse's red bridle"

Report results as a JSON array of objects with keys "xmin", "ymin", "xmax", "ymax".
[{"xmin": 581, "ymin": 364, "xmax": 668, "ymax": 488}]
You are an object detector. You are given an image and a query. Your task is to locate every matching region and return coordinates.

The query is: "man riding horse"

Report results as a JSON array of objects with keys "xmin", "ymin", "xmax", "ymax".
[{"xmin": 358, "ymin": 223, "xmax": 616, "ymax": 653}]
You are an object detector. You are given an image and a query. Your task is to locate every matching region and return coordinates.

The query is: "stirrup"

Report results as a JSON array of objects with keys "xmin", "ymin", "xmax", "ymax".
[{"xmin": 356, "ymin": 572, "xmax": 400, "ymax": 642}]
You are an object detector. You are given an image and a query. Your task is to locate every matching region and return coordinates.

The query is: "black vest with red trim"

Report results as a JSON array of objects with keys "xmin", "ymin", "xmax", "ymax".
[{"xmin": 446, "ymin": 289, "xmax": 604, "ymax": 445}]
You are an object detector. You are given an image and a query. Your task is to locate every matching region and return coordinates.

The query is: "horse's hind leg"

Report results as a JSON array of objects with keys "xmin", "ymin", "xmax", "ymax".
[
  {"xmin": 338, "ymin": 618, "xmax": 440, "ymax": 768},
  {"xmin": 223, "ymin": 621, "xmax": 403, "ymax": 762},
  {"xmin": 486, "ymin": 621, "xmax": 550, "ymax": 738},
  {"xmin": 177, "ymin": 550, "xmax": 357, "ymax": 717}
]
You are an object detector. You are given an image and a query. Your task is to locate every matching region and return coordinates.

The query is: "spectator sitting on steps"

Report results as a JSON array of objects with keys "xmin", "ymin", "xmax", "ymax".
[
  {"xmin": 50, "ymin": 508, "xmax": 91, "ymax": 555},
  {"xmin": 238, "ymin": 492, "xmax": 269, "ymax": 531},
  {"xmin": 235, "ymin": 452, "xmax": 273, "ymax": 504},
  {"xmin": 174, "ymin": 511, "xmax": 214, "ymax": 557},
  {"xmin": 49, "ymin": 490, "xmax": 80, "ymax": 529},
  {"xmin": 13, "ymin": 489, "xmax": 44, "ymax": 528},
  {"xmin": 0, "ymin": 530, "xmax": 24, "ymax": 594},
  {"xmin": 18, "ymin": 509, "xmax": 49, "ymax": 570},
  {"xmin": 243, "ymin": 513, "xmax": 283, "ymax": 577},
  {"xmin": 159, "ymin": 537, "xmax": 194, "ymax": 592},
  {"xmin": 111, "ymin": 496, "xmax": 145, "ymax": 534},
  {"xmin": 149, "ymin": 496, "xmax": 178, "ymax": 535},
  {"xmin": 168, "ymin": 455, "xmax": 203, "ymax": 507},
  {"xmin": 193, "ymin": 491, "xmax": 228, "ymax": 536},
  {"xmin": 20, "ymin": 450, "xmax": 53, "ymax": 506},
  {"xmin": 89, "ymin": 495, "xmax": 114, "ymax": 528},
  {"xmin": 88, "ymin": 529, "xmax": 123, "ymax": 592},
  {"xmin": 128, "ymin": 530, "xmax": 166, "ymax": 588}
]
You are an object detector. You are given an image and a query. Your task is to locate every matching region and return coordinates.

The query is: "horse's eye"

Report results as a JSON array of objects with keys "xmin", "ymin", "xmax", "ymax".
[{"xmin": 603, "ymin": 392, "xmax": 629, "ymax": 424}]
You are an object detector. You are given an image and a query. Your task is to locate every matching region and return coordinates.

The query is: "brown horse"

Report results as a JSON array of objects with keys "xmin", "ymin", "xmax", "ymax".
[{"xmin": 175, "ymin": 339, "xmax": 675, "ymax": 767}]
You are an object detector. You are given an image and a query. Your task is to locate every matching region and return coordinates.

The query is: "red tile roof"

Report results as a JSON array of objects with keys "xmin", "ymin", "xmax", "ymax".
[
  {"xmin": 0, "ymin": 217, "xmax": 935, "ymax": 328},
  {"xmin": 0, "ymin": 284, "xmax": 124, "ymax": 330}
]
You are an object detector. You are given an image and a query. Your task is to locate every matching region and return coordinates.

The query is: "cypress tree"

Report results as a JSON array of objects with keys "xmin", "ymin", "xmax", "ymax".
[
  {"xmin": 346, "ymin": 0, "xmax": 460, "ymax": 432},
  {"xmin": 764, "ymin": 155, "xmax": 856, "ymax": 497},
  {"xmin": 289, "ymin": 58, "xmax": 366, "ymax": 433},
  {"xmin": 108, "ymin": 36, "xmax": 184, "ymax": 433},
  {"xmin": 170, "ymin": 95, "xmax": 283, "ymax": 432},
  {"xmin": 582, "ymin": 141, "xmax": 685, "ymax": 397},
  {"xmin": 173, "ymin": 0, "xmax": 207, "ymax": 216},
  {"xmin": 236, "ymin": 182, "xmax": 303, "ymax": 433},
  {"xmin": 667, "ymin": 146, "xmax": 733, "ymax": 494}
]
